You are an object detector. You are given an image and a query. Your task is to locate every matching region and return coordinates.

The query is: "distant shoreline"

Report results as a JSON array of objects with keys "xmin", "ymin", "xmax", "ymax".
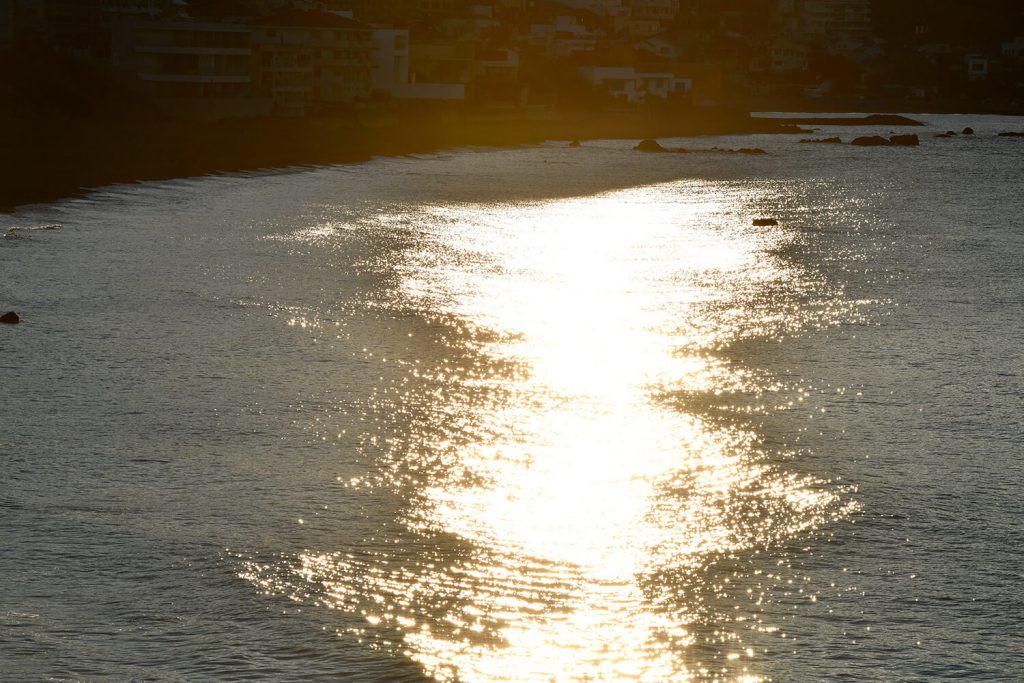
[
  {"xmin": 0, "ymin": 108, "xmax": 806, "ymax": 211},
  {"xmin": 752, "ymin": 114, "xmax": 924, "ymax": 126},
  {"xmin": 0, "ymin": 107, "xmax": 994, "ymax": 212}
]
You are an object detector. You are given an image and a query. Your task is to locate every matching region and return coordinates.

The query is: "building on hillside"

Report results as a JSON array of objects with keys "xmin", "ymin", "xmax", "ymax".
[
  {"xmin": 370, "ymin": 25, "xmax": 469, "ymax": 101},
  {"xmin": 577, "ymin": 64, "xmax": 690, "ymax": 103},
  {"xmin": 558, "ymin": 0, "xmax": 628, "ymax": 17},
  {"xmin": 966, "ymin": 54, "xmax": 989, "ymax": 81},
  {"xmin": 473, "ymin": 46, "xmax": 519, "ymax": 102},
  {"xmin": 762, "ymin": 37, "xmax": 810, "ymax": 73},
  {"xmin": 529, "ymin": 14, "xmax": 598, "ymax": 58},
  {"xmin": 110, "ymin": 19, "xmax": 271, "ymax": 118},
  {"xmin": 624, "ymin": 0, "xmax": 679, "ymax": 25},
  {"xmin": 371, "ymin": 25, "xmax": 410, "ymax": 94},
  {"xmin": 250, "ymin": 9, "xmax": 374, "ymax": 116},
  {"xmin": 634, "ymin": 32, "xmax": 680, "ymax": 60},
  {"xmin": 102, "ymin": 1, "xmax": 175, "ymax": 17},
  {"xmin": 1002, "ymin": 37, "xmax": 1024, "ymax": 59},
  {"xmin": 625, "ymin": 17, "xmax": 663, "ymax": 39},
  {"xmin": 436, "ymin": 4, "xmax": 500, "ymax": 40},
  {"xmin": 417, "ymin": 0, "xmax": 472, "ymax": 17},
  {"xmin": 386, "ymin": 31, "xmax": 472, "ymax": 101},
  {"xmin": 633, "ymin": 29, "xmax": 706, "ymax": 62},
  {"xmin": 408, "ymin": 31, "xmax": 475, "ymax": 84},
  {"xmin": 794, "ymin": 0, "xmax": 872, "ymax": 57}
]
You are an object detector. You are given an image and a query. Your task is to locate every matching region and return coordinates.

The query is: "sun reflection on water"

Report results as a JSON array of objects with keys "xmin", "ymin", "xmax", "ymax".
[{"xmin": 241, "ymin": 180, "xmax": 863, "ymax": 682}]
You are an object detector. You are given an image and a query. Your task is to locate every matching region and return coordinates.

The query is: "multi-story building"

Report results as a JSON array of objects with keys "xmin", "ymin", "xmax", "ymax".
[
  {"xmin": 764, "ymin": 37, "xmax": 810, "ymax": 73},
  {"xmin": 558, "ymin": 0, "xmax": 628, "ymax": 17},
  {"xmin": 417, "ymin": 0, "xmax": 472, "ymax": 17},
  {"xmin": 559, "ymin": 0, "xmax": 679, "ymax": 35},
  {"xmin": 577, "ymin": 64, "xmax": 690, "ymax": 103},
  {"xmin": 1002, "ymin": 37, "xmax": 1024, "ymax": 59},
  {"xmin": 623, "ymin": 16, "xmax": 663, "ymax": 39},
  {"xmin": 250, "ymin": 9, "xmax": 374, "ymax": 116},
  {"xmin": 796, "ymin": 0, "xmax": 872, "ymax": 56},
  {"xmin": 407, "ymin": 32, "xmax": 475, "ymax": 85},
  {"xmin": 110, "ymin": 19, "xmax": 270, "ymax": 117},
  {"xmin": 625, "ymin": 0, "xmax": 680, "ymax": 25},
  {"xmin": 371, "ymin": 25, "xmax": 410, "ymax": 94},
  {"xmin": 529, "ymin": 14, "xmax": 598, "ymax": 58}
]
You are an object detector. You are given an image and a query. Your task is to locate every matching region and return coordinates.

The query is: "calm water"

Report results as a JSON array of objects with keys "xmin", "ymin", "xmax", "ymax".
[{"xmin": 2, "ymin": 114, "xmax": 1022, "ymax": 682}]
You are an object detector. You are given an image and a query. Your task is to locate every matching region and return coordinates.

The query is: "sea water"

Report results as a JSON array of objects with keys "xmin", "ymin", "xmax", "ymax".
[{"xmin": 2, "ymin": 114, "xmax": 1022, "ymax": 682}]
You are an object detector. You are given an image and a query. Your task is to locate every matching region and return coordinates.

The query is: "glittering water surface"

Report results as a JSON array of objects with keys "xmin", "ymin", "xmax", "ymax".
[{"xmin": 2, "ymin": 115, "xmax": 1023, "ymax": 682}]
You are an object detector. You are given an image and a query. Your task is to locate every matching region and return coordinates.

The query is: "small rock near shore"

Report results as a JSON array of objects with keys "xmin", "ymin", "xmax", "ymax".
[
  {"xmin": 635, "ymin": 139, "xmax": 667, "ymax": 152},
  {"xmin": 851, "ymin": 135, "xmax": 892, "ymax": 147},
  {"xmin": 962, "ymin": 127, "xmax": 975, "ymax": 135},
  {"xmin": 998, "ymin": 131, "xmax": 1024, "ymax": 137},
  {"xmin": 800, "ymin": 137, "xmax": 842, "ymax": 144},
  {"xmin": 1, "ymin": 311, "xmax": 20, "ymax": 324},
  {"xmin": 752, "ymin": 218, "xmax": 778, "ymax": 227}
]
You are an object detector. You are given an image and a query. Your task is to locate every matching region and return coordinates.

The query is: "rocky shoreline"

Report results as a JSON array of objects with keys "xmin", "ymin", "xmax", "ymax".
[
  {"xmin": 5, "ymin": 109, "xmax": 1020, "ymax": 211},
  {"xmin": 760, "ymin": 114, "xmax": 924, "ymax": 127},
  {"xmin": 0, "ymin": 108, "xmax": 808, "ymax": 211}
]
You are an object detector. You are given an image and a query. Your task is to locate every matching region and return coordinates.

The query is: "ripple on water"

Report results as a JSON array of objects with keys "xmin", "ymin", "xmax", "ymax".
[{"xmin": 239, "ymin": 181, "xmax": 871, "ymax": 682}]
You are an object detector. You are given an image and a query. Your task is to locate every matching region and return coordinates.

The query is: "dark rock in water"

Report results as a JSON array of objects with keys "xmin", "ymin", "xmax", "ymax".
[
  {"xmin": 889, "ymin": 134, "xmax": 919, "ymax": 146},
  {"xmin": 935, "ymin": 133, "xmax": 954, "ymax": 138},
  {"xmin": 635, "ymin": 138, "xmax": 667, "ymax": 152},
  {"xmin": 770, "ymin": 114, "xmax": 923, "ymax": 127},
  {"xmin": 737, "ymin": 147, "xmax": 767, "ymax": 155},
  {"xmin": 800, "ymin": 137, "xmax": 842, "ymax": 144},
  {"xmin": 962, "ymin": 127, "xmax": 974, "ymax": 135},
  {"xmin": 998, "ymin": 131, "xmax": 1024, "ymax": 137},
  {"xmin": 568, "ymin": 140, "xmax": 581, "ymax": 147},
  {"xmin": 946, "ymin": 131, "xmax": 957, "ymax": 136},
  {"xmin": 0, "ymin": 311, "xmax": 20, "ymax": 324},
  {"xmin": 752, "ymin": 218, "xmax": 778, "ymax": 227},
  {"xmin": 851, "ymin": 135, "xmax": 892, "ymax": 146}
]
